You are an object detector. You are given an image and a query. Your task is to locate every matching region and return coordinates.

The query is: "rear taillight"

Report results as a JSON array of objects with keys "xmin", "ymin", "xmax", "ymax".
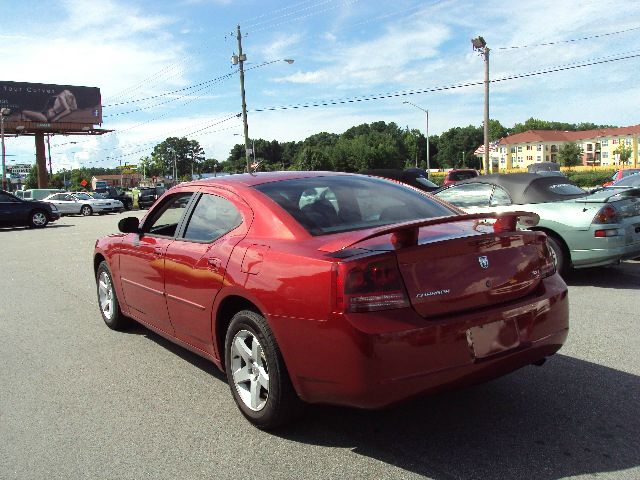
[
  {"xmin": 335, "ymin": 255, "xmax": 410, "ymax": 313},
  {"xmin": 592, "ymin": 205, "xmax": 619, "ymax": 224},
  {"xmin": 594, "ymin": 229, "xmax": 621, "ymax": 237},
  {"xmin": 538, "ymin": 237, "xmax": 556, "ymax": 278}
]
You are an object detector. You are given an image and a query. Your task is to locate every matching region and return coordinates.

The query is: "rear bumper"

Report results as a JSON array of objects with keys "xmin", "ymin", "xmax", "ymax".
[
  {"xmin": 271, "ymin": 274, "xmax": 569, "ymax": 409},
  {"xmin": 571, "ymin": 238, "xmax": 640, "ymax": 268}
]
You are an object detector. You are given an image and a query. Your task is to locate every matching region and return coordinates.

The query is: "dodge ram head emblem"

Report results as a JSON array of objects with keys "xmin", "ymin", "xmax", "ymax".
[{"xmin": 478, "ymin": 256, "xmax": 489, "ymax": 269}]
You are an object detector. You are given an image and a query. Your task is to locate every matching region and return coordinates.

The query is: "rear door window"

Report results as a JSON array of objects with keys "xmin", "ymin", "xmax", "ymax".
[{"xmin": 183, "ymin": 194, "xmax": 242, "ymax": 242}]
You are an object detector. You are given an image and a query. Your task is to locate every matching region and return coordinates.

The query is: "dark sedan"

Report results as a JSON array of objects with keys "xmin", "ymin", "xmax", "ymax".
[
  {"xmin": 360, "ymin": 169, "xmax": 439, "ymax": 192},
  {"xmin": 0, "ymin": 190, "xmax": 61, "ymax": 228}
]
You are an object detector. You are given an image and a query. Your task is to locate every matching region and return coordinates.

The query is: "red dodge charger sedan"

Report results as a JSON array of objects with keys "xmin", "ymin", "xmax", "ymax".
[{"xmin": 94, "ymin": 171, "xmax": 568, "ymax": 429}]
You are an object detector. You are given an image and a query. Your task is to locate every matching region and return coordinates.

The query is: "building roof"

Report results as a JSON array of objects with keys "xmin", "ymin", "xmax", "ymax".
[{"xmin": 497, "ymin": 125, "xmax": 640, "ymax": 145}]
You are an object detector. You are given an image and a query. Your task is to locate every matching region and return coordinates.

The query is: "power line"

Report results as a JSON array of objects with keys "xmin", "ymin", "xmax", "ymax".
[
  {"xmin": 497, "ymin": 25, "xmax": 640, "ymax": 50},
  {"xmin": 250, "ymin": 52, "xmax": 640, "ymax": 113},
  {"xmin": 247, "ymin": 0, "xmax": 361, "ymax": 34},
  {"xmin": 103, "ymin": 70, "xmax": 238, "ymax": 108}
]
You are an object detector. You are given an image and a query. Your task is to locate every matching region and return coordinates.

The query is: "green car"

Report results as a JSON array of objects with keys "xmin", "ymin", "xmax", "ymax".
[{"xmin": 434, "ymin": 173, "xmax": 640, "ymax": 275}]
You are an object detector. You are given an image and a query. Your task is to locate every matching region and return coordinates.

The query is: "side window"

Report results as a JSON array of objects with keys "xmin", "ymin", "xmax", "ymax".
[
  {"xmin": 0, "ymin": 193, "xmax": 19, "ymax": 202},
  {"xmin": 183, "ymin": 194, "xmax": 242, "ymax": 242},
  {"xmin": 145, "ymin": 192, "xmax": 194, "ymax": 237},
  {"xmin": 490, "ymin": 186, "xmax": 512, "ymax": 206},
  {"xmin": 436, "ymin": 184, "xmax": 494, "ymax": 208},
  {"xmin": 64, "ymin": 195, "xmax": 75, "ymax": 201}
]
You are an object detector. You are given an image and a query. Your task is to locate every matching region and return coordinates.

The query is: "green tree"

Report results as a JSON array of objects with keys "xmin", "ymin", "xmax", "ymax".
[
  {"xmin": 558, "ymin": 142, "xmax": 582, "ymax": 169},
  {"xmin": 613, "ymin": 143, "xmax": 633, "ymax": 165},
  {"xmin": 294, "ymin": 146, "xmax": 332, "ymax": 171},
  {"xmin": 488, "ymin": 119, "xmax": 508, "ymax": 141},
  {"xmin": 152, "ymin": 137, "xmax": 205, "ymax": 179},
  {"xmin": 435, "ymin": 125, "xmax": 483, "ymax": 168},
  {"xmin": 24, "ymin": 165, "xmax": 38, "ymax": 189}
]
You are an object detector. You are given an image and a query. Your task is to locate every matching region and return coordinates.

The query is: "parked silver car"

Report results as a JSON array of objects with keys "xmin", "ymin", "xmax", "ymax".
[{"xmin": 42, "ymin": 192, "xmax": 123, "ymax": 216}]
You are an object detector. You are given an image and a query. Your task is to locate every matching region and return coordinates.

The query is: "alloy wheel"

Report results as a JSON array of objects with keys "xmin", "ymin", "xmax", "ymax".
[
  {"xmin": 32, "ymin": 212, "xmax": 47, "ymax": 227},
  {"xmin": 230, "ymin": 330, "xmax": 269, "ymax": 411},
  {"xmin": 98, "ymin": 271, "xmax": 115, "ymax": 320}
]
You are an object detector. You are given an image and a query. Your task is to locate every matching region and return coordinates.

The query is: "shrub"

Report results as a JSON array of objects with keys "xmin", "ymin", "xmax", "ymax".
[{"xmin": 565, "ymin": 170, "xmax": 615, "ymax": 188}]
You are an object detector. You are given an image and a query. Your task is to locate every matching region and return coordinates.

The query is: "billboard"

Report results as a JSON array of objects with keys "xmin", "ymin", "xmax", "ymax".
[{"xmin": 0, "ymin": 81, "xmax": 102, "ymax": 125}]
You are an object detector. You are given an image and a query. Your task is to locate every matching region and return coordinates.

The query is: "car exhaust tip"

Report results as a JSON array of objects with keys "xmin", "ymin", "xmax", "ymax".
[{"xmin": 532, "ymin": 358, "xmax": 547, "ymax": 367}]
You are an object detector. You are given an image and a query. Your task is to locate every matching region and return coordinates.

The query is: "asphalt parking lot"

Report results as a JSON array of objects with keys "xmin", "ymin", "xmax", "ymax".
[{"xmin": 1, "ymin": 212, "xmax": 639, "ymax": 480}]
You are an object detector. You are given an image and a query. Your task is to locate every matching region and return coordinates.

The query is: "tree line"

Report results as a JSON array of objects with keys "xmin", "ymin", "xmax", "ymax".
[{"xmin": 24, "ymin": 117, "xmax": 620, "ymax": 190}]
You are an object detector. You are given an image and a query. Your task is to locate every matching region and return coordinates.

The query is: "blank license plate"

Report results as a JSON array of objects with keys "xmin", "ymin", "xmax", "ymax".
[{"xmin": 467, "ymin": 319, "xmax": 520, "ymax": 359}]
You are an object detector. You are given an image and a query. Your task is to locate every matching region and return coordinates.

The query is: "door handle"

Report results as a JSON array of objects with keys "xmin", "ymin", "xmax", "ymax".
[{"xmin": 207, "ymin": 257, "xmax": 222, "ymax": 270}]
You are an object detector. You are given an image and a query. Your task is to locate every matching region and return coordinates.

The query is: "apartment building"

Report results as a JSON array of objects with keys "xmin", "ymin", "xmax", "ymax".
[{"xmin": 491, "ymin": 125, "xmax": 640, "ymax": 170}]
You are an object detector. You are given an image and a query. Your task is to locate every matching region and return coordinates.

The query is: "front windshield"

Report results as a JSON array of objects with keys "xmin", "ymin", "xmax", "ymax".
[{"xmin": 255, "ymin": 175, "xmax": 456, "ymax": 236}]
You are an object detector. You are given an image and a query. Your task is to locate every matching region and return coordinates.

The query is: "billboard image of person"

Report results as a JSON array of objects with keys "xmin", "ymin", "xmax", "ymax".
[{"xmin": 0, "ymin": 81, "xmax": 102, "ymax": 125}]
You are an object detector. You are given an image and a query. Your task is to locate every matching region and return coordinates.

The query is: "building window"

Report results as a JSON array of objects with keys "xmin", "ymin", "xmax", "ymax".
[
  {"xmin": 625, "ymin": 138, "xmax": 632, "ymax": 145},
  {"xmin": 546, "ymin": 155, "xmax": 550, "ymax": 161},
  {"xmin": 601, "ymin": 139, "xmax": 608, "ymax": 146},
  {"xmin": 586, "ymin": 144, "xmax": 593, "ymax": 151},
  {"xmin": 537, "ymin": 145, "xmax": 542, "ymax": 151},
  {"xmin": 602, "ymin": 152, "xmax": 609, "ymax": 159},
  {"xmin": 612, "ymin": 139, "xmax": 618, "ymax": 144},
  {"xmin": 527, "ymin": 155, "xmax": 533, "ymax": 161},
  {"xmin": 537, "ymin": 155, "xmax": 541, "ymax": 161},
  {"xmin": 526, "ymin": 145, "xmax": 532, "ymax": 150},
  {"xmin": 518, "ymin": 146, "xmax": 522, "ymax": 152}
]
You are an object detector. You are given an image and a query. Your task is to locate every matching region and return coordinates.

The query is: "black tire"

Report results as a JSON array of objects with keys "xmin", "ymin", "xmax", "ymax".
[
  {"xmin": 124, "ymin": 200, "xmax": 133, "ymax": 211},
  {"xmin": 546, "ymin": 234, "xmax": 569, "ymax": 277},
  {"xmin": 96, "ymin": 261, "xmax": 129, "ymax": 330},
  {"xmin": 225, "ymin": 310, "xmax": 302, "ymax": 429},
  {"xmin": 81, "ymin": 205, "xmax": 93, "ymax": 216},
  {"xmin": 29, "ymin": 210, "xmax": 48, "ymax": 228}
]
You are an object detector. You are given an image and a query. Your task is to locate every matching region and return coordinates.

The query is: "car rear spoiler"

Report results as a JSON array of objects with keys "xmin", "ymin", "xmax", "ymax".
[
  {"xmin": 319, "ymin": 211, "xmax": 540, "ymax": 252},
  {"xmin": 583, "ymin": 187, "xmax": 640, "ymax": 203}
]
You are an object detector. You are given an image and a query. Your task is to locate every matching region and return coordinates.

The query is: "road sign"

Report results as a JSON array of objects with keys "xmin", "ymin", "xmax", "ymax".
[{"xmin": 80, "ymin": 179, "xmax": 88, "ymax": 187}]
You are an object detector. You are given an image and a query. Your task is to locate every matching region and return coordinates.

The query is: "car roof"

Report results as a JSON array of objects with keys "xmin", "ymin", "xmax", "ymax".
[
  {"xmin": 456, "ymin": 172, "xmax": 586, "ymax": 204},
  {"xmin": 188, "ymin": 171, "xmax": 356, "ymax": 194}
]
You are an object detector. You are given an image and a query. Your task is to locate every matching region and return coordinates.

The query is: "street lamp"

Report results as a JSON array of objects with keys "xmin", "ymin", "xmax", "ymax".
[
  {"xmin": 403, "ymin": 101, "xmax": 430, "ymax": 175},
  {"xmin": 233, "ymin": 24, "xmax": 294, "ymax": 173},
  {"xmin": 1, "ymin": 108, "xmax": 11, "ymax": 191},
  {"xmin": 471, "ymin": 36, "xmax": 490, "ymax": 175}
]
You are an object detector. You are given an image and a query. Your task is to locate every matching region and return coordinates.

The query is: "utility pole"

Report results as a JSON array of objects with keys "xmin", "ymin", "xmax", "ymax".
[
  {"xmin": 46, "ymin": 134, "xmax": 53, "ymax": 176},
  {"xmin": 173, "ymin": 150, "xmax": 177, "ymax": 185},
  {"xmin": 234, "ymin": 25, "xmax": 250, "ymax": 173},
  {"xmin": 0, "ymin": 108, "xmax": 8, "ymax": 191},
  {"xmin": 472, "ymin": 36, "xmax": 490, "ymax": 175}
]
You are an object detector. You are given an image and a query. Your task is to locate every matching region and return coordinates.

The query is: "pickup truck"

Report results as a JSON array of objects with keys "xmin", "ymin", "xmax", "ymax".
[{"xmin": 94, "ymin": 186, "xmax": 133, "ymax": 210}]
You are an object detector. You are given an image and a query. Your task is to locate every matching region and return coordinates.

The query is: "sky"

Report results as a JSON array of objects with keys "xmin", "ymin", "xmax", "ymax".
[{"xmin": 2, "ymin": 0, "xmax": 640, "ymax": 172}]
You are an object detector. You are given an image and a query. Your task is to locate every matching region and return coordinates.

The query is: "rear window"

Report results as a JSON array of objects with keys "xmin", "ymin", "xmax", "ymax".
[
  {"xmin": 547, "ymin": 184, "xmax": 586, "ymax": 195},
  {"xmin": 449, "ymin": 171, "xmax": 477, "ymax": 181},
  {"xmin": 254, "ymin": 175, "xmax": 455, "ymax": 236}
]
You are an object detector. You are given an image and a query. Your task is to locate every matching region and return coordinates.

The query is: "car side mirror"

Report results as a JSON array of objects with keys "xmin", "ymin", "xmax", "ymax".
[{"xmin": 118, "ymin": 217, "xmax": 141, "ymax": 234}]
